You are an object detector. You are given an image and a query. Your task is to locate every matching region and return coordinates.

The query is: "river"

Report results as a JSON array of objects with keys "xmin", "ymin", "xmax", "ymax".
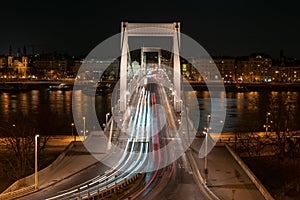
[{"xmin": 0, "ymin": 88, "xmax": 299, "ymax": 135}]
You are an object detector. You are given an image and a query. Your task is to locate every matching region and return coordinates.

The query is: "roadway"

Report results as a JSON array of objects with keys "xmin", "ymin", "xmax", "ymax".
[
  {"xmin": 127, "ymin": 70, "xmax": 210, "ymax": 200},
  {"xmin": 44, "ymin": 87, "xmax": 151, "ymax": 199}
]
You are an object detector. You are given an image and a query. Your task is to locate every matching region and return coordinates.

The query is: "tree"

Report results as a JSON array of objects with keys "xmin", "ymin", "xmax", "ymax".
[
  {"xmin": 233, "ymin": 92, "xmax": 300, "ymax": 159},
  {"xmin": 268, "ymin": 92, "xmax": 299, "ymax": 159},
  {"xmin": 0, "ymin": 113, "xmax": 48, "ymax": 181},
  {"xmin": 231, "ymin": 92, "xmax": 300, "ymax": 198}
]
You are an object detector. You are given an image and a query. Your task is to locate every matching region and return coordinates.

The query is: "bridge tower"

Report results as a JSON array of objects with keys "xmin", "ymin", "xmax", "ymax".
[
  {"xmin": 141, "ymin": 47, "xmax": 162, "ymax": 70},
  {"xmin": 120, "ymin": 22, "xmax": 181, "ymax": 112}
]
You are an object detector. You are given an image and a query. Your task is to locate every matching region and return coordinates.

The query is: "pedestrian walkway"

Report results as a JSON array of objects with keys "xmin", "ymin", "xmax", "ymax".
[{"xmin": 191, "ymin": 137, "xmax": 270, "ymax": 200}]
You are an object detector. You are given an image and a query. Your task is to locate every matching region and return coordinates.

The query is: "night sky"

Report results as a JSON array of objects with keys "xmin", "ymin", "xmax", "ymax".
[{"xmin": 1, "ymin": 0, "xmax": 299, "ymax": 58}]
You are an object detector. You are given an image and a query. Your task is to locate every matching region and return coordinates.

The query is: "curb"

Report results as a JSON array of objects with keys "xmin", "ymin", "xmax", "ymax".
[{"xmin": 186, "ymin": 149, "xmax": 220, "ymax": 200}]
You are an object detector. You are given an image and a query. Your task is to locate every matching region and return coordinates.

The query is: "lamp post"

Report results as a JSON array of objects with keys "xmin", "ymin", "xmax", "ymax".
[
  {"xmin": 105, "ymin": 113, "xmax": 110, "ymax": 131},
  {"xmin": 83, "ymin": 117, "xmax": 86, "ymax": 140},
  {"xmin": 107, "ymin": 119, "xmax": 114, "ymax": 150},
  {"xmin": 35, "ymin": 134, "xmax": 39, "ymax": 189},
  {"xmin": 71, "ymin": 122, "xmax": 75, "ymax": 141},
  {"xmin": 263, "ymin": 112, "xmax": 271, "ymax": 136},
  {"xmin": 204, "ymin": 113, "xmax": 211, "ymax": 185}
]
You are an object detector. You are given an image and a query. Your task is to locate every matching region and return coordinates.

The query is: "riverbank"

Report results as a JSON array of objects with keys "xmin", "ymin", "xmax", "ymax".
[
  {"xmin": 0, "ymin": 79, "xmax": 117, "ymax": 91},
  {"xmin": 1, "ymin": 80, "xmax": 300, "ymax": 92},
  {"xmin": 186, "ymin": 81, "xmax": 300, "ymax": 92},
  {"xmin": 0, "ymin": 80, "xmax": 74, "ymax": 91}
]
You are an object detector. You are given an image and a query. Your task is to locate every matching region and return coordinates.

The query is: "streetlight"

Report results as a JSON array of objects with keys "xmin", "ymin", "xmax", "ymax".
[
  {"xmin": 107, "ymin": 119, "xmax": 114, "ymax": 151},
  {"xmin": 71, "ymin": 123, "xmax": 75, "ymax": 141},
  {"xmin": 263, "ymin": 112, "xmax": 272, "ymax": 136},
  {"xmin": 35, "ymin": 134, "xmax": 39, "ymax": 190},
  {"xmin": 82, "ymin": 117, "xmax": 87, "ymax": 140},
  {"xmin": 204, "ymin": 113, "xmax": 211, "ymax": 185},
  {"xmin": 83, "ymin": 117, "xmax": 86, "ymax": 140}
]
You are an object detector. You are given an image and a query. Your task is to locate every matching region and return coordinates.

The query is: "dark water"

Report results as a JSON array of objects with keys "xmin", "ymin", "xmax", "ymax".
[
  {"xmin": 0, "ymin": 89, "xmax": 111, "ymax": 135},
  {"xmin": 0, "ymin": 89, "xmax": 299, "ymax": 135},
  {"xmin": 195, "ymin": 90, "xmax": 300, "ymax": 133}
]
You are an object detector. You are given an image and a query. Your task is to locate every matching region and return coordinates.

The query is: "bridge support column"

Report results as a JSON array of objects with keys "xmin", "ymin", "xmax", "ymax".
[
  {"xmin": 173, "ymin": 22, "xmax": 181, "ymax": 113},
  {"xmin": 120, "ymin": 22, "xmax": 128, "ymax": 112},
  {"xmin": 119, "ymin": 22, "xmax": 181, "ymax": 113}
]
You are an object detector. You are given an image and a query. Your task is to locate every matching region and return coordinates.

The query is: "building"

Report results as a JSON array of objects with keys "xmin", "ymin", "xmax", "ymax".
[
  {"xmin": 213, "ymin": 56, "xmax": 236, "ymax": 83},
  {"xmin": 232, "ymin": 53, "xmax": 273, "ymax": 83},
  {"xmin": 272, "ymin": 52, "xmax": 300, "ymax": 82},
  {"xmin": 33, "ymin": 59, "xmax": 68, "ymax": 71},
  {"xmin": 235, "ymin": 57, "xmax": 249, "ymax": 82},
  {"xmin": 33, "ymin": 57, "xmax": 69, "ymax": 79},
  {"xmin": 248, "ymin": 53, "xmax": 272, "ymax": 82},
  {"xmin": 190, "ymin": 57, "xmax": 221, "ymax": 81},
  {"xmin": 0, "ymin": 56, "xmax": 6, "ymax": 68},
  {"xmin": 73, "ymin": 58, "xmax": 120, "ymax": 81},
  {"xmin": 5, "ymin": 46, "xmax": 29, "ymax": 78}
]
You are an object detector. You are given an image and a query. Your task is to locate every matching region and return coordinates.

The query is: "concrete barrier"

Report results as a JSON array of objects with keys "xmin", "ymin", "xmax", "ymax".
[
  {"xmin": 0, "ymin": 185, "xmax": 35, "ymax": 200},
  {"xmin": 225, "ymin": 143, "xmax": 274, "ymax": 200}
]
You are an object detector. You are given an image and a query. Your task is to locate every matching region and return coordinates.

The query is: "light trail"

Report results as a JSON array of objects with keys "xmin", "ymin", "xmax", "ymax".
[{"xmin": 46, "ymin": 87, "xmax": 151, "ymax": 200}]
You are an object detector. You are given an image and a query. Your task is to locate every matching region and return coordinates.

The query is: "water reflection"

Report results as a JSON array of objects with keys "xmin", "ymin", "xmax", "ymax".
[
  {"xmin": 195, "ymin": 90, "xmax": 300, "ymax": 133},
  {"xmin": 0, "ymin": 89, "xmax": 299, "ymax": 135}
]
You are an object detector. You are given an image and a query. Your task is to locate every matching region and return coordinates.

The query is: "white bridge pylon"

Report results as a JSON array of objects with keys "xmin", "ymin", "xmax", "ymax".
[{"xmin": 120, "ymin": 22, "xmax": 181, "ymax": 113}]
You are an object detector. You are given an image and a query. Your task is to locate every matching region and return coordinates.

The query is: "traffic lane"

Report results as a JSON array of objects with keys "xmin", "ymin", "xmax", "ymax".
[
  {"xmin": 157, "ymin": 155, "xmax": 210, "ymax": 200},
  {"xmin": 149, "ymin": 84, "xmax": 209, "ymax": 200},
  {"xmin": 135, "ymin": 87, "xmax": 174, "ymax": 200}
]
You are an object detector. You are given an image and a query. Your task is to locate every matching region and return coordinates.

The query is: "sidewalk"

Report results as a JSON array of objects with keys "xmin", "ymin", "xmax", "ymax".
[{"xmin": 191, "ymin": 138, "xmax": 268, "ymax": 200}]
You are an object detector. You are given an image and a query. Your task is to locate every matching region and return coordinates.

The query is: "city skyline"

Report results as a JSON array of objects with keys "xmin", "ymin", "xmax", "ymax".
[
  {"xmin": 0, "ymin": 0, "xmax": 299, "ymax": 58},
  {"xmin": 1, "ymin": 44, "xmax": 298, "ymax": 62}
]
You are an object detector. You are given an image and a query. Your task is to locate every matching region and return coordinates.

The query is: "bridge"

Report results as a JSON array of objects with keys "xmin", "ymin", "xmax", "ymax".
[{"xmin": 0, "ymin": 23, "xmax": 273, "ymax": 200}]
